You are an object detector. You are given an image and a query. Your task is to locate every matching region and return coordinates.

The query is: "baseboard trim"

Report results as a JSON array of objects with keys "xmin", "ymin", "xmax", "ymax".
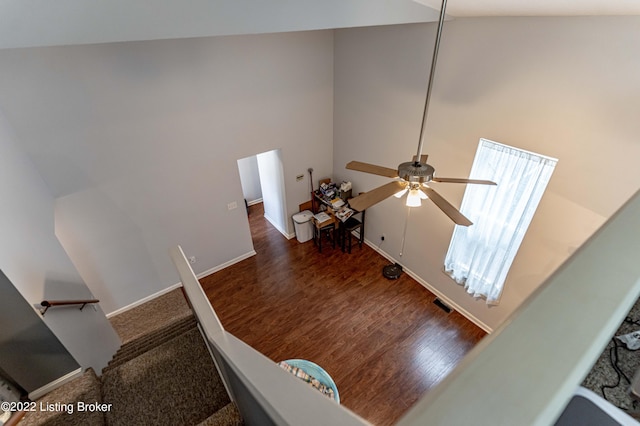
[
  {"xmin": 29, "ymin": 368, "xmax": 83, "ymax": 400},
  {"xmin": 364, "ymin": 239, "xmax": 493, "ymax": 334},
  {"xmin": 106, "ymin": 250, "xmax": 258, "ymax": 318},
  {"xmin": 195, "ymin": 250, "xmax": 257, "ymax": 279},
  {"xmin": 247, "ymin": 198, "xmax": 263, "ymax": 206},
  {"xmin": 106, "ymin": 283, "xmax": 183, "ymax": 318},
  {"xmin": 263, "ymin": 214, "xmax": 295, "ymax": 240}
]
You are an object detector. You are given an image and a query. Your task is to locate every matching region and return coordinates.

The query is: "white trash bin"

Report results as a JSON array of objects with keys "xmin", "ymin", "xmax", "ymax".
[{"xmin": 292, "ymin": 210, "xmax": 314, "ymax": 243}]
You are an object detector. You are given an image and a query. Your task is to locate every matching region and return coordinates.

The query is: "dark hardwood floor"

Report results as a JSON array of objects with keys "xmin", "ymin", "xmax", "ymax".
[{"xmin": 199, "ymin": 203, "xmax": 486, "ymax": 425}]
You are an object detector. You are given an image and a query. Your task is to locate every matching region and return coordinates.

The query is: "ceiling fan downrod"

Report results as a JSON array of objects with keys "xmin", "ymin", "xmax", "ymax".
[
  {"xmin": 415, "ymin": 0, "xmax": 448, "ymax": 166},
  {"xmin": 344, "ymin": 0, "xmax": 495, "ymax": 225}
]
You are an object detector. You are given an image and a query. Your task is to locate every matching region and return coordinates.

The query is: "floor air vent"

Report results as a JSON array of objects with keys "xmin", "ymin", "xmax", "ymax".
[{"xmin": 433, "ymin": 298, "xmax": 452, "ymax": 313}]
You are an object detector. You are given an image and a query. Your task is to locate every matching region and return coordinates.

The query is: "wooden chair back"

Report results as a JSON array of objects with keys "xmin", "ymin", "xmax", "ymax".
[{"xmin": 299, "ymin": 200, "xmax": 313, "ymax": 212}]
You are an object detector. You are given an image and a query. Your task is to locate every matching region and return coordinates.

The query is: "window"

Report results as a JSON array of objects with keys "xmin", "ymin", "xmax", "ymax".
[{"xmin": 444, "ymin": 139, "xmax": 557, "ymax": 304}]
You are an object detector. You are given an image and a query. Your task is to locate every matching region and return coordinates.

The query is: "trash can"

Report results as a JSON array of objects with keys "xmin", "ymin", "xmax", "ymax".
[{"xmin": 292, "ymin": 210, "xmax": 314, "ymax": 243}]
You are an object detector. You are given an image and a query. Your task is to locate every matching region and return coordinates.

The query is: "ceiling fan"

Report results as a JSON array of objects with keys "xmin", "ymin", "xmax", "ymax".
[{"xmin": 346, "ymin": 0, "xmax": 496, "ymax": 226}]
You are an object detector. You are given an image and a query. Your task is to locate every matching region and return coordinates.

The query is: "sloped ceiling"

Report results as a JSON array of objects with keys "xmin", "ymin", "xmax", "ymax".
[
  {"xmin": 3, "ymin": 0, "xmax": 640, "ymax": 51},
  {"xmin": 0, "ymin": 0, "xmax": 441, "ymax": 50},
  {"xmin": 414, "ymin": 0, "xmax": 640, "ymax": 17}
]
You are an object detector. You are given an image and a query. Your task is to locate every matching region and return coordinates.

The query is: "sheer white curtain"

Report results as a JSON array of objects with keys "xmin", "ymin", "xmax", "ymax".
[{"xmin": 444, "ymin": 139, "xmax": 557, "ymax": 304}]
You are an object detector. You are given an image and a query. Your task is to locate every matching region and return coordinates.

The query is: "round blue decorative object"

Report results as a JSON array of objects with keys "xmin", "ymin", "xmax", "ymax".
[{"xmin": 282, "ymin": 359, "xmax": 340, "ymax": 403}]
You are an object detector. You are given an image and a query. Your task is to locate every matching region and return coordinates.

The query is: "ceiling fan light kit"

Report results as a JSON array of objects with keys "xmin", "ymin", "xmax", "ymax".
[
  {"xmin": 406, "ymin": 187, "xmax": 428, "ymax": 207},
  {"xmin": 345, "ymin": 0, "xmax": 496, "ymax": 226}
]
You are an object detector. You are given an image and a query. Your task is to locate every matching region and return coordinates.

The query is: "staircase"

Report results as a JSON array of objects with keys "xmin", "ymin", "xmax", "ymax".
[
  {"xmin": 18, "ymin": 293, "xmax": 243, "ymax": 426},
  {"xmin": 102, "ymin": 315, "xmax": 198, "ymax": 374}
]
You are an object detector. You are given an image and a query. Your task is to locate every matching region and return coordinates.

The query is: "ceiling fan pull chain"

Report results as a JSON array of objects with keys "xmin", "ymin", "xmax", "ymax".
[
  {"xmin": 416, "ymin": 0, "xmax": 447, "ymax": 164},
  {"xmin": 399, "ymin": 205, "xmax": 412, "ymax": 257}
]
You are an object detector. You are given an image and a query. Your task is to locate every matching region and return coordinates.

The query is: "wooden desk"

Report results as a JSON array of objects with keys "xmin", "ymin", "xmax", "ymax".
[
  {"xmin": 312, "ymin": 190, "xmax": 366, "ymax": 253},
  {"xmin": 312, "ymin": 190, "xmax": 343, "ymax": 213}
]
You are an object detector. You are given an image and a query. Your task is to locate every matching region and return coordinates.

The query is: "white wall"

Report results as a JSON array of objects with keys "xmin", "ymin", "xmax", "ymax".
[
  {"xmin": 333, "ymin": 17, "xmax": 640, "ymax": 331},
  {"xmin": 0, "ymin": 111, "xmax": 120, "ymax": 374},
  {"xmin": 257, "ymin": 149, "xmax": 289, "ymax": 237},
  {"xmin": 237, "ymin": 155, "xmax": 263, "ymax": 204},
  {"xmin": 0, "ymin": 31, "xmax": 334, "ymax": 314}
]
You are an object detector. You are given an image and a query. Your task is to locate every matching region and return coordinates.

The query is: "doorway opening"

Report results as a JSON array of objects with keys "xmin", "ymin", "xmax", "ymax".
[{"xmin": 237, "ymin": 148, "xmax": 289, "ymax": 241}]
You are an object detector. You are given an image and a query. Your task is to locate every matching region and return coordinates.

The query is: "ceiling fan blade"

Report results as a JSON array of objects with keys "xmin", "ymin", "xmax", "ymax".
[
  {"xmin": 346, "ymin": 161, "xmax": 398, "ymax": 178},
  {"xmin": 412, "ymin": 154, "xmax": 428, "ymax": 164},
  {"xmin": 432, "ymin": 177, "xmax": 497, "ymax": 185},
  {"xmin": 422, "ymin": 186, "xmax": 473, "ymax": 226},
  {"xmin": 349, "ymin": 181, "xmax": 407, "ymax": 212}
]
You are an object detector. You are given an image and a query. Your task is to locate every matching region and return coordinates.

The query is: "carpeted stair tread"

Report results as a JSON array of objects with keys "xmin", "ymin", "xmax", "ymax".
[
  {"xmin": 106, "ymin": 319, "xmax": 197, "ymax": 364},
  {"xmin": 20, "ymin": 368, "xmax": 104, "ymax": 426},
  {"xmin": 109, "ymin": 289, "xmax": 193, "ymax": 344},
  {"xmin": 114, "ymin": 315, "xmax": 196, "ymax": 356},
  {"xmin": 103, "ymin": 315, "xmax": 197, "ymax": 373},
  {"xmin": 104, "ymin": 331, "xmax": 195, "ymax": 374},
  {"xmin": 102, "ymin": 327, "xmax": 230, "ymax": 426},
  {"xmin": 197, "ymin": 402, "xmax": 244, "ymax": 426}
]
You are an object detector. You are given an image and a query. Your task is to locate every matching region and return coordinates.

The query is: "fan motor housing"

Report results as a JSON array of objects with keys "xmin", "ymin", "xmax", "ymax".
[{"xmin": 397, "ymin": 162, "xmax": 435, "ymax": 183}]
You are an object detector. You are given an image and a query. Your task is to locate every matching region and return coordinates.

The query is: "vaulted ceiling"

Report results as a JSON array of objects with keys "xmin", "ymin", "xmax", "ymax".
[
  {"xmin": 414, "ymin": 0, "xmax": 640, "ymax": 17},
  {"xmin": 2, "ymin": 0, "xmax": 639, "ymax": 50}
]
